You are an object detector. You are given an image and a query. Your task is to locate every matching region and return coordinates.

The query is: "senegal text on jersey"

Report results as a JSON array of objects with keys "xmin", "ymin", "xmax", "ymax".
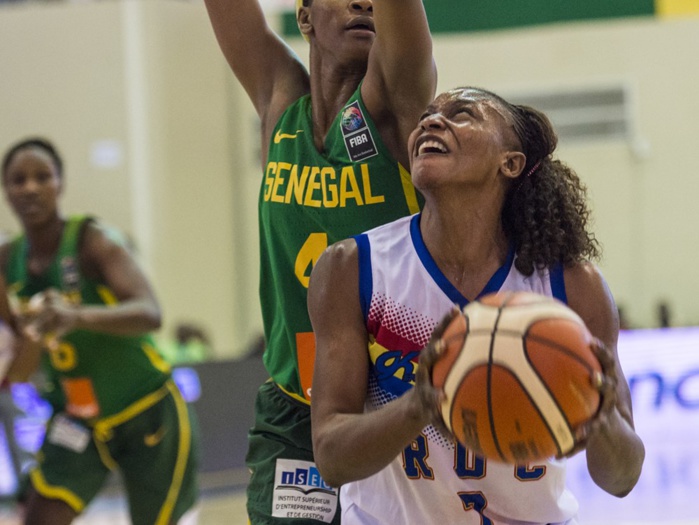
[{"xmin": 264, "ymin": 162, "xmax": 386, "ymax": 208}]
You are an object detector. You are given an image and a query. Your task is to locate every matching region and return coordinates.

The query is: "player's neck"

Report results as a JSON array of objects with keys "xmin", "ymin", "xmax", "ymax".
[
  {"xmin": 420, "ymin": 206, "xmax": 509, "ymax": 292},
  {"xmin": 24, "ymin": 216, "xmax": 65, "ymax": 259},
  {"xmin": 308, "ymin": 57, "xmax": 365, "ymax": 149}
]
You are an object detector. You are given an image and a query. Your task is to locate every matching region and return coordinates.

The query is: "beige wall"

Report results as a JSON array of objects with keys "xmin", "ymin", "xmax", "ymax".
[
  {"xmin": 1, "ymin": 2, "xmax": 698, "ymax": 359},
  {"xmin": 0, "ymin": 0, "xmax": 258, "ymax": 357}
]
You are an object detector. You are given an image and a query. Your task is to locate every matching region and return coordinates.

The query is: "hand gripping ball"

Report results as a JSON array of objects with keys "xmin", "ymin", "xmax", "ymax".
[{"xmin": 431, "ymin": 291, "xmax": 603, "ymax": 463}]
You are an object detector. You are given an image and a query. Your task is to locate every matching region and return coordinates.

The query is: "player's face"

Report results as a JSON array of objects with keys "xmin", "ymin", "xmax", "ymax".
[
  {"xmin": 408, "ymin": 88, "xmax": 519, "ymax": 191},
  {"xmin": 2, "ymin": 147, "xmax": 62, "ymax": 228},
  {"xmin": 309, "ymin": 0, "xmax": 375, "ymax": 60}
]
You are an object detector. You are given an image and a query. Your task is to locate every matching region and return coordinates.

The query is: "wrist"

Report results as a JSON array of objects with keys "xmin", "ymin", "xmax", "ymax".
[
  {"xmin": 70, "ymin": 304, "xmax": 87, "ymax": 332},
  {"xmin": 404, "ymin": 387, "xmax": 432, "ymax": 429}
]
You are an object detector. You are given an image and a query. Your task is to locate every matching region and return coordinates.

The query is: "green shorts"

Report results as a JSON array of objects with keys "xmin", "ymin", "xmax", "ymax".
[
  {"xmin": 30, "ymin": 379, "xmax": 199, "ymax": 525},
  {"xmin": 246, "ymin": 381, "xmax": 340, "ymax": 524}
]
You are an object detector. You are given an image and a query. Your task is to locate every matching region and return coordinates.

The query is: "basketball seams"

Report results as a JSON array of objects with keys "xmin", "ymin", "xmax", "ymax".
[
  {"xmin": 522, "ymin": 331, "xmax": 597, "ymax": 374},
  {"xmin": 437, "ymin": 291, "xmax": 599, "ymax": 463},
  {"xmin": 484, "ymin": 364, "xmax": 565, "ymax": 462},
  {"xmin": 497, "ymin": 302, "xmax": 586, "ymax": 335},
  {"xmin": 440, "ymin": 307, "xmax": 498, "ymax": 429},
  {"xmin": 492, "ymin": 332, "xmax": 575, "ymax": 458},
  {"xmin": 487, "ymin": 304, "xmax": 505, "ymax": 461}
]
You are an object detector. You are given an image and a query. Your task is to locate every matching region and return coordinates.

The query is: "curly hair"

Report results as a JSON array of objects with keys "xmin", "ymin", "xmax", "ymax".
[{"xmin": 466, "ymin": 88, "xmax": 601, "ymax": 275}]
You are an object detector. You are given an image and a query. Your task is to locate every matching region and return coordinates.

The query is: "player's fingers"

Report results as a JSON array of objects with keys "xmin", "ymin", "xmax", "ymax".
[
  {"xmin": 421, "ymin": 339, "xmax": 445, "ymax": 371},
  {"xmin": 590, "ymin": 338, "xmax": 616, "ymax": 375}
]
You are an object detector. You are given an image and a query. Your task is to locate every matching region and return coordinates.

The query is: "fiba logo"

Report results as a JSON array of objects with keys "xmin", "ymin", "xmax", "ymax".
[
  {"xmin": 341, "ymin": 100, "xmax": 378, "ymax": 161},
  {"xmin": 341, "ymin": 106, "xmax": 364, "ymax": 132}
]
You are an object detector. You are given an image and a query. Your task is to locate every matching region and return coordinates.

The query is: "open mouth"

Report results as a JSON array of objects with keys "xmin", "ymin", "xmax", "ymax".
[{"xmin": 417, "ymin": 138, "xmax": 448, "ymax": 156}]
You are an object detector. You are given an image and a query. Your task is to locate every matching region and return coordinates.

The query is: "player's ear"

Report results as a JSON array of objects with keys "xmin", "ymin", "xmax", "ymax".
[
  {"xmin": 297, "ymin": 4, "xmax": 312, "ymax": 42},
  {"xmin": 500, "ymin": 151, "xmax": 526, "ymax": 180}
]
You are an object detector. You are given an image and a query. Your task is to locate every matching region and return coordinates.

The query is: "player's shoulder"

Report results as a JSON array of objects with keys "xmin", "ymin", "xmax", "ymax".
[
  {"xmin": 564, "ymin": 261, "xmax": 617, "ymax": 335},
  {"xmin": 78, "ymin": 218, "xmax": 135, "ymax": 274},
  {"xmin": 311, "ymin": 238, "xmax": 358, "ymax": 285},
  {"xmin": 564, "ymin": 261, "xmax": 607, "ymax": 295},
  {"xmin": 319, "ymin": 238, "xmax": 358, "ymax": 268},
  {"xmin": 80, "ymin": 218, "xmax": 131, "ymax": 249}
]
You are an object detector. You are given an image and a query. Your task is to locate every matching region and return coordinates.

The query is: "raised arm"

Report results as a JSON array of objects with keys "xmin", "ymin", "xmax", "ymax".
[
  {"xmin": 202, "ymin": 0, "xmax": 310, "ymax": 156},
  {"xmin": 565, "ymin": 262, "xmax": 645, "ymax": 497},
  {"xmin": 309, "ymin": 239, "xmax": 431, "ymax": 487},
  {"xmin": 362, "ymin": 0, "xmax": 437, "ymax": 165}
]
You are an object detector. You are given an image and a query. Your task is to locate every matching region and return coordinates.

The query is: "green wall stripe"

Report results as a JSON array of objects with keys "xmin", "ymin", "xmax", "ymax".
[{"xmin": 282, "ymin": 1, "xmax": 655, "ymax": 37}]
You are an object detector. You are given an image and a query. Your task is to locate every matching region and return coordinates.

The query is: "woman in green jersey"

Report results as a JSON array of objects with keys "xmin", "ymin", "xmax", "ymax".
[
  {"xmin": 1, "ymin": 138, "xmax": 200, "ymax": 525},
  {"xmin": 202, "ymin": 0, "xmax": 437, "ymax": 522}
]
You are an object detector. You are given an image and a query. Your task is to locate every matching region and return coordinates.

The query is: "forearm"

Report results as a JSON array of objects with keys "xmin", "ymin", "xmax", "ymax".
[
  {"xmin": 5, "ymin": 338, "xmax": 42, "ymax": 383},
  {"xmin": 374, "ymin": 0, "xmax": 435, "ymax": 85},
  {"xmin": 71, "ymin": 300, "xmax": 161, "ymax": 336},
  {"xmin": 585, "ymin": 408, "xmax": 645, "ymax": 497},
  {"xmin": 314, "ymin": 389, "xmax": 430, "ymax": 488}
]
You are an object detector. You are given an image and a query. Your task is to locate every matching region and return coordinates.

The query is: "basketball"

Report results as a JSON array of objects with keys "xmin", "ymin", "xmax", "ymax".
[{"xmin": 431, "ymin": 291, "xmax": 603, "ymax": 463}]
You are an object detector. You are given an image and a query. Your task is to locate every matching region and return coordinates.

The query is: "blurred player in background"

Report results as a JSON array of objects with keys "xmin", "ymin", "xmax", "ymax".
[
  {"xmin": 0, "ymin": 137, "xmax": 200, "ymax": 525},
  {"xmin": 0, "ymin": 275, "xmax": 17, "ymax": 383},
  {"xmin": 308, "ymin": 87, "xmax": 645, "ymax": 523},
  {"xmin": 202, "ymin": 0, "xmax": 436, "ymax": 522}
]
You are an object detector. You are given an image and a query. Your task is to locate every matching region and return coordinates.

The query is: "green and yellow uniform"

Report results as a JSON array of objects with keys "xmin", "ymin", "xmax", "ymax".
[
  {"xmin": 248, "ymin": 87, "xmax": 422, "ymax": 523},
  {"xmin": 5, "ymin": 216, "xmax": 199, "ymax": 525}
]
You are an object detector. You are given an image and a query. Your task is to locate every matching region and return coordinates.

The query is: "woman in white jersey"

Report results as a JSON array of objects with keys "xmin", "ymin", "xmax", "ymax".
[{"xmin": 308, "ymin": 87, "xmax": 645, "ymax": 524}]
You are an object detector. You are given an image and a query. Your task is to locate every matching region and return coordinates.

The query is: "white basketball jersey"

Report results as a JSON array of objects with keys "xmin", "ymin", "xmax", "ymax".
[{"xmin": 342, "ymin": 214, "xmax": 579, "ymax": 525}]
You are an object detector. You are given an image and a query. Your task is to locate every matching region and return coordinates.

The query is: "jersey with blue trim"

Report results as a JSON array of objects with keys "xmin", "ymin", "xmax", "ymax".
[{"xmin": 343, "ymin": 213, "xmax": 578, "ymax": 525}]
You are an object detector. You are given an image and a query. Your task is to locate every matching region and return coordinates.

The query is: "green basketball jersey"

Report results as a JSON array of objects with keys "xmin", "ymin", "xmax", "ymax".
[
  {"xmin": 5, "ymin": 216, "xmax": 171, "ymax": 420},
  {"xmin": 260, "ymin": 86, "xmax": 423, "ymax": 402}
]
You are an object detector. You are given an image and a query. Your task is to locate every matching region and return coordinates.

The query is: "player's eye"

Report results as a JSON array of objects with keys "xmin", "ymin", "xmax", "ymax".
[
  {"xmin": 6, "ymin": 173, "xmax": 26, "ymax": 187},
  {"xmin": 418, "ymin": 111, "xmax": 434, "ymax": 122},
  {"xmin": 452, "ymin": 107, "xmax": 475, "ymax": 120}
]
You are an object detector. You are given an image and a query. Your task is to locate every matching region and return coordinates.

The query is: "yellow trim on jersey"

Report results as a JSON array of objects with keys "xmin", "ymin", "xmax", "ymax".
[
  {"xmin": 30, "ymin": 468, "xmax": 85, "ymax": 513},
  {"xmin": 96, "ymin": 284, "xmax": 118, "ymax": 306},
  {"xmin": 143, "ymin": 341, "xmax": 172, "ymax": 374},
  {"xmin": 398, "ymin": 163, "xmax": 421, "ymax": 215},
  {"xmin": 93, "ymin": 436, "xmax": 118, "ymax": 471},
  {"xmin": 154, "ymin": 381, "xmax": 192, "ymax": 525},
  {"xmin": 92, "ymin": 381, "xmax": 171, "ymax": 441},
  {"xmin": 656, "ymin": 0, "xmax": 699, "ymax": 15},
  {"xmin": 276, "ymin": 382, "xmax": 311, "ymax": 406}
]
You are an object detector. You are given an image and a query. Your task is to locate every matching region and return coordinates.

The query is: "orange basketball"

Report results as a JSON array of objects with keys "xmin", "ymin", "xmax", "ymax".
[{"xmin": 431, "ymin": 291, "xmax": 603, "ymax": 463}]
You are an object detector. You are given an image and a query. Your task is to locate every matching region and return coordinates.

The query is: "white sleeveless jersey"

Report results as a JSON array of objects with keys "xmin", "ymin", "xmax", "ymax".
[{"xmin": 342, "ymin": 214, "xmax": 579, "ymax": 525}]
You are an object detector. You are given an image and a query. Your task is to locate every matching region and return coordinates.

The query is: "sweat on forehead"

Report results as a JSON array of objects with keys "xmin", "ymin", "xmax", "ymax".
[{"xmin": 448, "ymin": 87, "xmax": 514, "ymax": 114}]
